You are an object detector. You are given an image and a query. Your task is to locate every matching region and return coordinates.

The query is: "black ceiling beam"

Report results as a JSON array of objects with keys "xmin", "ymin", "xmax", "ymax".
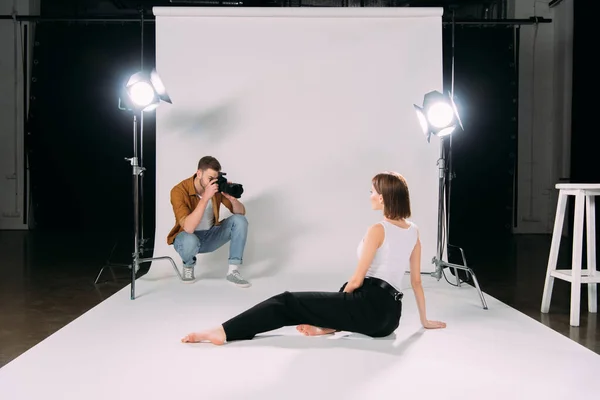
[
  {"xmin": 445, "ymin": 16, "xmax": 552, "ymax": 25},
  {"xmin": 0, "ymin": 14, "xmax": 552, "ymax": 24}
]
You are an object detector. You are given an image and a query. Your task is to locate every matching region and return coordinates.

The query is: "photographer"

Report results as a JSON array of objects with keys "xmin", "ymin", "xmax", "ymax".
[{"xmin": 167, "ymin": 156, "xmax": 250, "ymax": 287}]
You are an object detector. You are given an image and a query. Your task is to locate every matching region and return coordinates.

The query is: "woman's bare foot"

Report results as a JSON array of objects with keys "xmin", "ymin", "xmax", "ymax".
[
  {"xmin": 181, "ymin": 326, "xmax": 226, "ymax": 345},
  {"xmin": 296, "ymin": 324, "xmax": 336, "ymax": 336}
]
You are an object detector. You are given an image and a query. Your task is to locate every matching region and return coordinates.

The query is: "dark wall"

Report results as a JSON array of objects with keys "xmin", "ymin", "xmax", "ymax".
[
  {"xmin": 568, "ymin": 1, "xmax": 596, "ymax": 248},
  {"xmin": 571, "ymin": 1, "xmax": 594, "ymax": 182},
  {"xmin": 28, "ymin": 23, "xmax": 157, "ymax": 245},
  {"xmin": 442, "ymin": 25, "xmax": 518, "ymax": 245}
]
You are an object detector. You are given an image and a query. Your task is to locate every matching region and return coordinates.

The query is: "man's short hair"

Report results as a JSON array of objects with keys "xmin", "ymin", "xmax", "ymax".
[{"xmin": 197, "ymin": 156, "xmax": 221, "ymax": 172}]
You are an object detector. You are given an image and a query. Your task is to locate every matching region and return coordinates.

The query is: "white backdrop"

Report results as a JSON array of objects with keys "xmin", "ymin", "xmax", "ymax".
[{"xmin": 148, "ymin": 7, "xmax": 443, "ymax": 287}]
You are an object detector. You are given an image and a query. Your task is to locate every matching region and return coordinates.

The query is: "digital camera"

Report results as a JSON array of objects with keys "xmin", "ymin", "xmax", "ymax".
[{"xmin": 216, "ymin": 172, "xmax": 244, "ymax": 198}]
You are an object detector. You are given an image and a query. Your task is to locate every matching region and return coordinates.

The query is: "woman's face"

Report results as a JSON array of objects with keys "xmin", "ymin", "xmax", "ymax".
[{"xmin": 370, "ymin": 185, "xmax": 384, "ymax": 210}]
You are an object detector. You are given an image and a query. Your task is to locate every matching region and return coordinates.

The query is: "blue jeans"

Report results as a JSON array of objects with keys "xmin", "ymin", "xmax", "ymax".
[{"xmin": 173, "ymin": 214, "xmax": 248, "ymax": 267}]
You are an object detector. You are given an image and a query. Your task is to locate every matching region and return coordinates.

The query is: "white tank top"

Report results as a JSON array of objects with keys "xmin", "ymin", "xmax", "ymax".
[{"xmin": 357, "ymin": 220, "xmax": 418, "ymax": 291}]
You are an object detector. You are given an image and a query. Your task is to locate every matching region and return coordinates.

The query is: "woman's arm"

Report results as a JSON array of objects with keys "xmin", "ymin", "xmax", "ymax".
[
  {"xmin": 409, "ymin": 231, "xmax": 447, "ymax": 329},
  {"xmin": 343, "ymin": 224, "xmax": 384, "ymax": 293}
]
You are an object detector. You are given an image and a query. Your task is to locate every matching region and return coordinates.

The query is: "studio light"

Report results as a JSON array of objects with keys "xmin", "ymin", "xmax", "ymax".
[
  {"xmin": 120, "ymin": 69, "xmax": 172, "ymax": 112},
  {"xmin": 413, "ymin": 90, "xmax": 463, "ymax": 142},
  {"xmin": 107, "ymin": 68, "xmax": 183, "ymax": 300},
  {"xmin": 413, "ymin": 89, "xmax": 487, "ymax": 310}
]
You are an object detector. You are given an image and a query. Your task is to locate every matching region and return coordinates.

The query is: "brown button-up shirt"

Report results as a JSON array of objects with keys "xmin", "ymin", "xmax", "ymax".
[{"xmin": 167, "ymin": 174, "xmax": 234, "ymax": 245}]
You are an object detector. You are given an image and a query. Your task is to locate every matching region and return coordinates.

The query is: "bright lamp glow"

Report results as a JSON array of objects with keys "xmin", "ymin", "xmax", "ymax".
[
  {"xmin": 427, "ymin": 102, "xmax": 454, "ymax": 128},
  {"xmin": 414, "ymin": 90, "xmax": 463, "ymax": 142},
  {"xmin": 120, "ymin": 68, "xmax": 172, "ymax": 112},
  {"xmin": 128, "ymin": 81, "xmax": 156, "ymax": 108}
]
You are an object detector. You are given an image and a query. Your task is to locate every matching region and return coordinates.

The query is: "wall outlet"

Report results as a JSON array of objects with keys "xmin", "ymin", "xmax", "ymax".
[{"xmin": 2, "ymin": 211, "xmax": 20, "ymax": 218}]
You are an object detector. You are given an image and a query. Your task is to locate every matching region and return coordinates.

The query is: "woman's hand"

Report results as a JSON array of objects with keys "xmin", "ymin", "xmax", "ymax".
[
  {"xmin": 422, "ymin": 320, "xmax": 447, "ymax": 329},
  {"xmin": 343, "ymin": 281, "xmax": 360, "ymax": 293}
]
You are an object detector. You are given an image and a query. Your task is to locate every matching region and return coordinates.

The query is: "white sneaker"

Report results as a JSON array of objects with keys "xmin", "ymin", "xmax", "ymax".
[
  {"xmin": 226, "ymin": 270, "xmax": 251, "ymax": 288},
  {"xmin": 182, "ymin": 265, "xmax": 196, "ymax": 283}
]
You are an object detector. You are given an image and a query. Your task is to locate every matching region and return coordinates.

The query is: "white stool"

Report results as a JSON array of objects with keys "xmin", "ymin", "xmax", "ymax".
[{"xmin": 541, "ymin": 183, "xmax": 600, "ymax": 327}]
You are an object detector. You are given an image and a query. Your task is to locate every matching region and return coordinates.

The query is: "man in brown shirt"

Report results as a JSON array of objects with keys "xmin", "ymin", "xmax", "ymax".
[{"xmin": 168, "ymin": 156, "xmax": 250, "ymax": 287}]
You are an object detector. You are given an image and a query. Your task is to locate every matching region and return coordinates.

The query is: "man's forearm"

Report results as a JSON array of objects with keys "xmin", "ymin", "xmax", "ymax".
[
  {"xmin": 182, "ymin": 199, "xmax": 208, "ymax": 233},
  {"xmin": 230, "ymin": 199, "xmax": 245, "ymax": 215}
]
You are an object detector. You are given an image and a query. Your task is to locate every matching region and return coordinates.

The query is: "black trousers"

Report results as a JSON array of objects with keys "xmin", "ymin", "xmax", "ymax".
[{"xmin": 222, "ymin": 279, "xmax": 403, "ymax": 342}]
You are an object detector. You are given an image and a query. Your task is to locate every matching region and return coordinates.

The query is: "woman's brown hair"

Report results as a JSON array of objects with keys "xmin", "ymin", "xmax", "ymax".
[{"xmin": 372, "ymin": 171, "xmax": 411, "ymax": 220}]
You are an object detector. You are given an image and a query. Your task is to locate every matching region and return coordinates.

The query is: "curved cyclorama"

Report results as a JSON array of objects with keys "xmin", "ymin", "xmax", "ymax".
[{"xmin": 149, "ymin": 6, "xmax": 443, "ymax": 283}]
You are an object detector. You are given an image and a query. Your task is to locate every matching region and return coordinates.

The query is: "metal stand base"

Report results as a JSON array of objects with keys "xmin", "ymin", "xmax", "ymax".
[
  {"xmin": 430, "ymin": 246, "xmax": 488, "ymax": 310},
  {"xmin": 130, "ymin": 255, "xmax": 182, "ymax": 300},
  {"xmin": 408, "ymin": 244, "xmax": 488, "ymax": 310},
  {"xmin": 94, "ymin": 256, "xmax": 182, "ymax": 299},
  {"xmin": 94, "ymin": 241, "xmax": 131, "ymax": 285},
  {"xmin": 94, "ymin": 262, "xmax": 130, "ymax": 285}
]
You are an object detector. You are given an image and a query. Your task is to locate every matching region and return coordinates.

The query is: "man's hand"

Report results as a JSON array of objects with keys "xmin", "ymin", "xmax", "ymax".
[
  {"xmin": 202, "ymin": 179, "xmax": 219, "ymax": 201},
  {"xmin": 221, "ymin": 192, "xmax": 236, "ymax": 202},
  {"xmin": 221, "ymin": 191, "xmax": 245, "ymax": 215}
]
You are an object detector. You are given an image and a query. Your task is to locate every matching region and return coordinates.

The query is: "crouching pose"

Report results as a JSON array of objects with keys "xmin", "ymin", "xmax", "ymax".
[
  {"xmin": 181, "ymin": 171, "xmax": 445, "ymax": 345},
  {"xmin": 167, "ymin": 156, "xmax": 250, "ymax": 287}
]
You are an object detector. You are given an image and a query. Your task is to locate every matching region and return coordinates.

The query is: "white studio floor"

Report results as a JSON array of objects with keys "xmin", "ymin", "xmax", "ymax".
[{"xmin": 1, "ymin": 267, "xmax": 599, "ymax": 400}]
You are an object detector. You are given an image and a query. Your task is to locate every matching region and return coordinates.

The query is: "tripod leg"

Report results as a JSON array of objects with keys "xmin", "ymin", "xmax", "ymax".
[
  {"xmin": 94, "ymin": 266, "xmax": 107, "ymax": 285},
  {"xmin": 140, "ymin": 255, "xmax": 183, "ymax": 280},
  {"xmin": 457, "ymin": 245, "xmax": 472, "ymax": 283},
  {"xmin": 446, "ymin": 244, "xmax": 472, "ymax": 287},
  {"xmin": 131, "ymin": 259, "xmax": 136, "ymax": 300},
  {"xmin": 443, "ymin": 260, "xmax": 488, "ymax": 310},
  {"xmin": 453, "ymin": 266, "xmax": 461, "ymax": 287},
  {"xmin": 468, "ymin": 268, "xmax": 488, "ymax": 310},
  {"xmin": 94, "ymin": 241, "xmax": 129, "ymax": 284},
  {"xmin": 109, "ymin": 265, "xmax": 118, "ymax": 281},
  {"xmin": 448, "ymin": 244, "xmax": 463, "ymax": 286}
]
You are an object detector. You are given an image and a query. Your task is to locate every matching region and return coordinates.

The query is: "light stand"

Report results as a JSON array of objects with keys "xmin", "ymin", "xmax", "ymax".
[
  {"xmin": 120, "ymin": 69, "xmax": 183, "ymax": 300},
  {"xmin": 126, "ymin": 114, "xmax": 182, "ymax": 300},
  {"xmin": 414, "ymin": 90, "xmax": 488, "ymax": 310},
  {"xmin": 94, "ymin": 9, "xmax": 149, "ymax": 285},
  {"xmin": 138, "ymin": 7, "xmax": 150, "ymax": 259}
]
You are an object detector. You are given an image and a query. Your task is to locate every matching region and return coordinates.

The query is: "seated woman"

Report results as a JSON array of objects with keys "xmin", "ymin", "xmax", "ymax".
[{"xmin": 181, "ymin": 171, "xmax": 446, "ymax": 345}]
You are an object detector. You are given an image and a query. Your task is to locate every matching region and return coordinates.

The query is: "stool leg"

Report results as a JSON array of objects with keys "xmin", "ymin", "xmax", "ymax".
[
  {"xmin": 586, "ymin": 195, "xmax": 597, "ymax": 313},
  {"xmin": 542, "ymin": 192, "xmax": 568, "ymax": 313},
  {"xmin": 570, "ymin": 193, "xmax": 585, "ymax": 326}
]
